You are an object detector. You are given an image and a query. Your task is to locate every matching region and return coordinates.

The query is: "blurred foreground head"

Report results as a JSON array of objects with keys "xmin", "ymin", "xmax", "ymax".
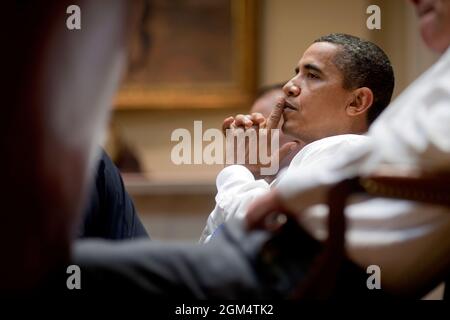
[
  {"xmin": 1, "ymin": 0, "xmax": 133, "ymax": 290},
  {"xmin": 410, "ymin": 0, "xmax": 450, "ymax": 53}
]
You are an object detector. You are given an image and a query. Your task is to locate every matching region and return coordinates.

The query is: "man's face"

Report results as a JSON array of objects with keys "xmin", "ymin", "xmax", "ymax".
[
  {"xmin": 282, "ymin": 42, "xmax": 353, "ymax": 143},
  {"xmin": 410, "ymin": 0, "xmax": 450, "ymax": 53}
]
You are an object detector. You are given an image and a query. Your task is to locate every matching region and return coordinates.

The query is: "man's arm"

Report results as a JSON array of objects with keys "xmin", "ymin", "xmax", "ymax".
[
  {"xmin": 72, "ymin": 218, "xmax": 340, "ymax": 299},
  {"xmin": 75, "ymin": 220, "xmax": 273, "ymax": 298}
]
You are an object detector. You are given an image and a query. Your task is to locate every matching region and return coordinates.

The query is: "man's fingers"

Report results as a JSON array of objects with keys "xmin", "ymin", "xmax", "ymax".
[
  {"xmin": 222, "ymin": 117, "xmax": 234, "ymax": 135},
  {"xmin": 249, "ymin": 112, "xmax": 266, "ymax": 126},
  {"xmin": 266, "ymin": 97, "xmax": 285, "ymax": 130},
  {"xmin": 235, "ymin": 114, "xmax": 253, "ymax": 129}
]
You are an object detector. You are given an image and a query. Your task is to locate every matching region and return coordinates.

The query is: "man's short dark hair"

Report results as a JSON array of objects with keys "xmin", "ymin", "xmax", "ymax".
[{"xmin": 313, "ymin": 33, "xmax": 395, "ymax": 125}]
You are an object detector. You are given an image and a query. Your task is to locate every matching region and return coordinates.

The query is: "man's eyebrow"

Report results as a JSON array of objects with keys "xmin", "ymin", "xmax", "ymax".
[{"xmin": 303, "ymin": 63, "xmax": 323, "ymax": 74}]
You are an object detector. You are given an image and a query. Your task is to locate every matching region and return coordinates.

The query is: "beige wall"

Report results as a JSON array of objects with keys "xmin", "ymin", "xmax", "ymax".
[
  {"xmin": 111, "ymin": 108, "xmax": 236, "ymax": 182},
  {"xmin": 112, "ymin": 0, "xmax": 438, "ymax": 182},
  {"xmin": 260, "ymin": 0, "xmax": 370, "ymax": 86}
]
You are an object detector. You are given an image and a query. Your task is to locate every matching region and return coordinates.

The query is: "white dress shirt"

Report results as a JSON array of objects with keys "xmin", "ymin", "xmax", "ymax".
[
  {"xmin": 276, "ymin": 47, "xmax": 450, "ymax": 294},
  {"xmin": 199, "ymin": 134, "xmax": 370, "ymax": 243}
]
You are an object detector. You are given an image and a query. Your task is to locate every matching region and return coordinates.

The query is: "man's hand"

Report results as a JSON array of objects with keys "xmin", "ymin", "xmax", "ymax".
[
  {"xmin": 222, "ymin": 98, "xmax": 298, "ymax": 179},
  {"xmin": 245, "ymin": 189, "xmax": 295, "ymax": 231}
]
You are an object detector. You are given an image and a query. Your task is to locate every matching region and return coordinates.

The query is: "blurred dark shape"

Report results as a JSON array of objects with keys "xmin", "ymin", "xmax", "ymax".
[
  {"xmin": 81, "ymin": 149, "xmax": 149, "ymax": 239},
  {"xmin": 115, "ymin": 144, "xmax": 143, "ymax": 173},
  {"xmin": 105, "ymin": 123, "xmax": 143, "ymax": 173},
  {"xmin": 1, "ymin": 0, "xmax": 131, "ymax": 291}
]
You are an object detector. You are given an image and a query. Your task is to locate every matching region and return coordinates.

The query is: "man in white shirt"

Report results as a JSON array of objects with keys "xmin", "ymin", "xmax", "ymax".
[
  {"xmin": 200, "ymin": 33, "xmax": 395, "ymax": 243},
  {"xmin": 246, "ymin": 0, "xmax": 450, "ymax": 296}
]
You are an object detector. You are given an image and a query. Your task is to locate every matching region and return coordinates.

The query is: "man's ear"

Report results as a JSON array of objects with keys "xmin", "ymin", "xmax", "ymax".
[{"xmin": 346, "ymin": 87, "xmax": 374, "ymax": 116}]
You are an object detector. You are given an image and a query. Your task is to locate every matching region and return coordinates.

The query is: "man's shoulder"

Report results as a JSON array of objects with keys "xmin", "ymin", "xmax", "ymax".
[
  {"xmin": 289, "ymin": 134, "xmax": 370, "ymax": 169},
  {"xmin": 301, "ymin": 134, "xmax": 369, "ymax": 155},
  {"xmin": 313, "ymin": 134, "xmax": 369, "ymax": 146}
]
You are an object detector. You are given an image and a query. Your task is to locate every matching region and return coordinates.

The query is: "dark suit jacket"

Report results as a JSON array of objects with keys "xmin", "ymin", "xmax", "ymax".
[{"xmin": 79, "ymin": 149, "xmax": 149, "ymax": 240}]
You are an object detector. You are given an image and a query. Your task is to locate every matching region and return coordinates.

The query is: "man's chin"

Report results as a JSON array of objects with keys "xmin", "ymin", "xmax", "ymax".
[{"xmin": 281, "ymin": 123, "xmax": 298, "ymax": 139}]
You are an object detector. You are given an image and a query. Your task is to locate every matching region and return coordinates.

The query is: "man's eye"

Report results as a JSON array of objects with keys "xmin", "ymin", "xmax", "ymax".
[{"xmin": 307, "ymin": 73, "xmax": 319, "ymax": 79}]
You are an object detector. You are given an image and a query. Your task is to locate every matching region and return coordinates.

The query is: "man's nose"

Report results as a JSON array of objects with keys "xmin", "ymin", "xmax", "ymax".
[{"xmin": 283, "ymin": 82, "xmax": 301, "ymax": 97}]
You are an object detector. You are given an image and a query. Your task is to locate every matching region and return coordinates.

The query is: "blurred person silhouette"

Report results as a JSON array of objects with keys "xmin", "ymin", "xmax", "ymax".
[
  {"xmin": 2, "ymin": 0, "xmax": 305, "ymax": 296},
  {"xmin": 2, "ymin": 0, "xmax": 137, "ymax": 290}
]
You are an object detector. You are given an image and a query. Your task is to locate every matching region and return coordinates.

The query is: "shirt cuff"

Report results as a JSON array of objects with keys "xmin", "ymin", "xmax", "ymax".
[{"xmin": 216, "ymin": 165, "xmax": 255, "ymax": 191}]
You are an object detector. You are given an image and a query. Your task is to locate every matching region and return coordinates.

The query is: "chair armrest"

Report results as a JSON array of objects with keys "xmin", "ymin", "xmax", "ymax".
[
  {"xmin": 359, "ymin": 167, "xmax": 450, "ymax": 206},
  {"xmin": 318, "ymin": 168, "xmax": 450, "ymax": 299},
  {"xmin": 290, "ymin": 168, "xmax": 450, "ymax": 299}
]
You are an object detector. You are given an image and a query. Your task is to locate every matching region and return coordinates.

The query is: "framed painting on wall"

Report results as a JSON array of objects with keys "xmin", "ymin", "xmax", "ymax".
[{"xmin": 115, "ymin": 0, "xmax": 257, "ymax": 109}]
